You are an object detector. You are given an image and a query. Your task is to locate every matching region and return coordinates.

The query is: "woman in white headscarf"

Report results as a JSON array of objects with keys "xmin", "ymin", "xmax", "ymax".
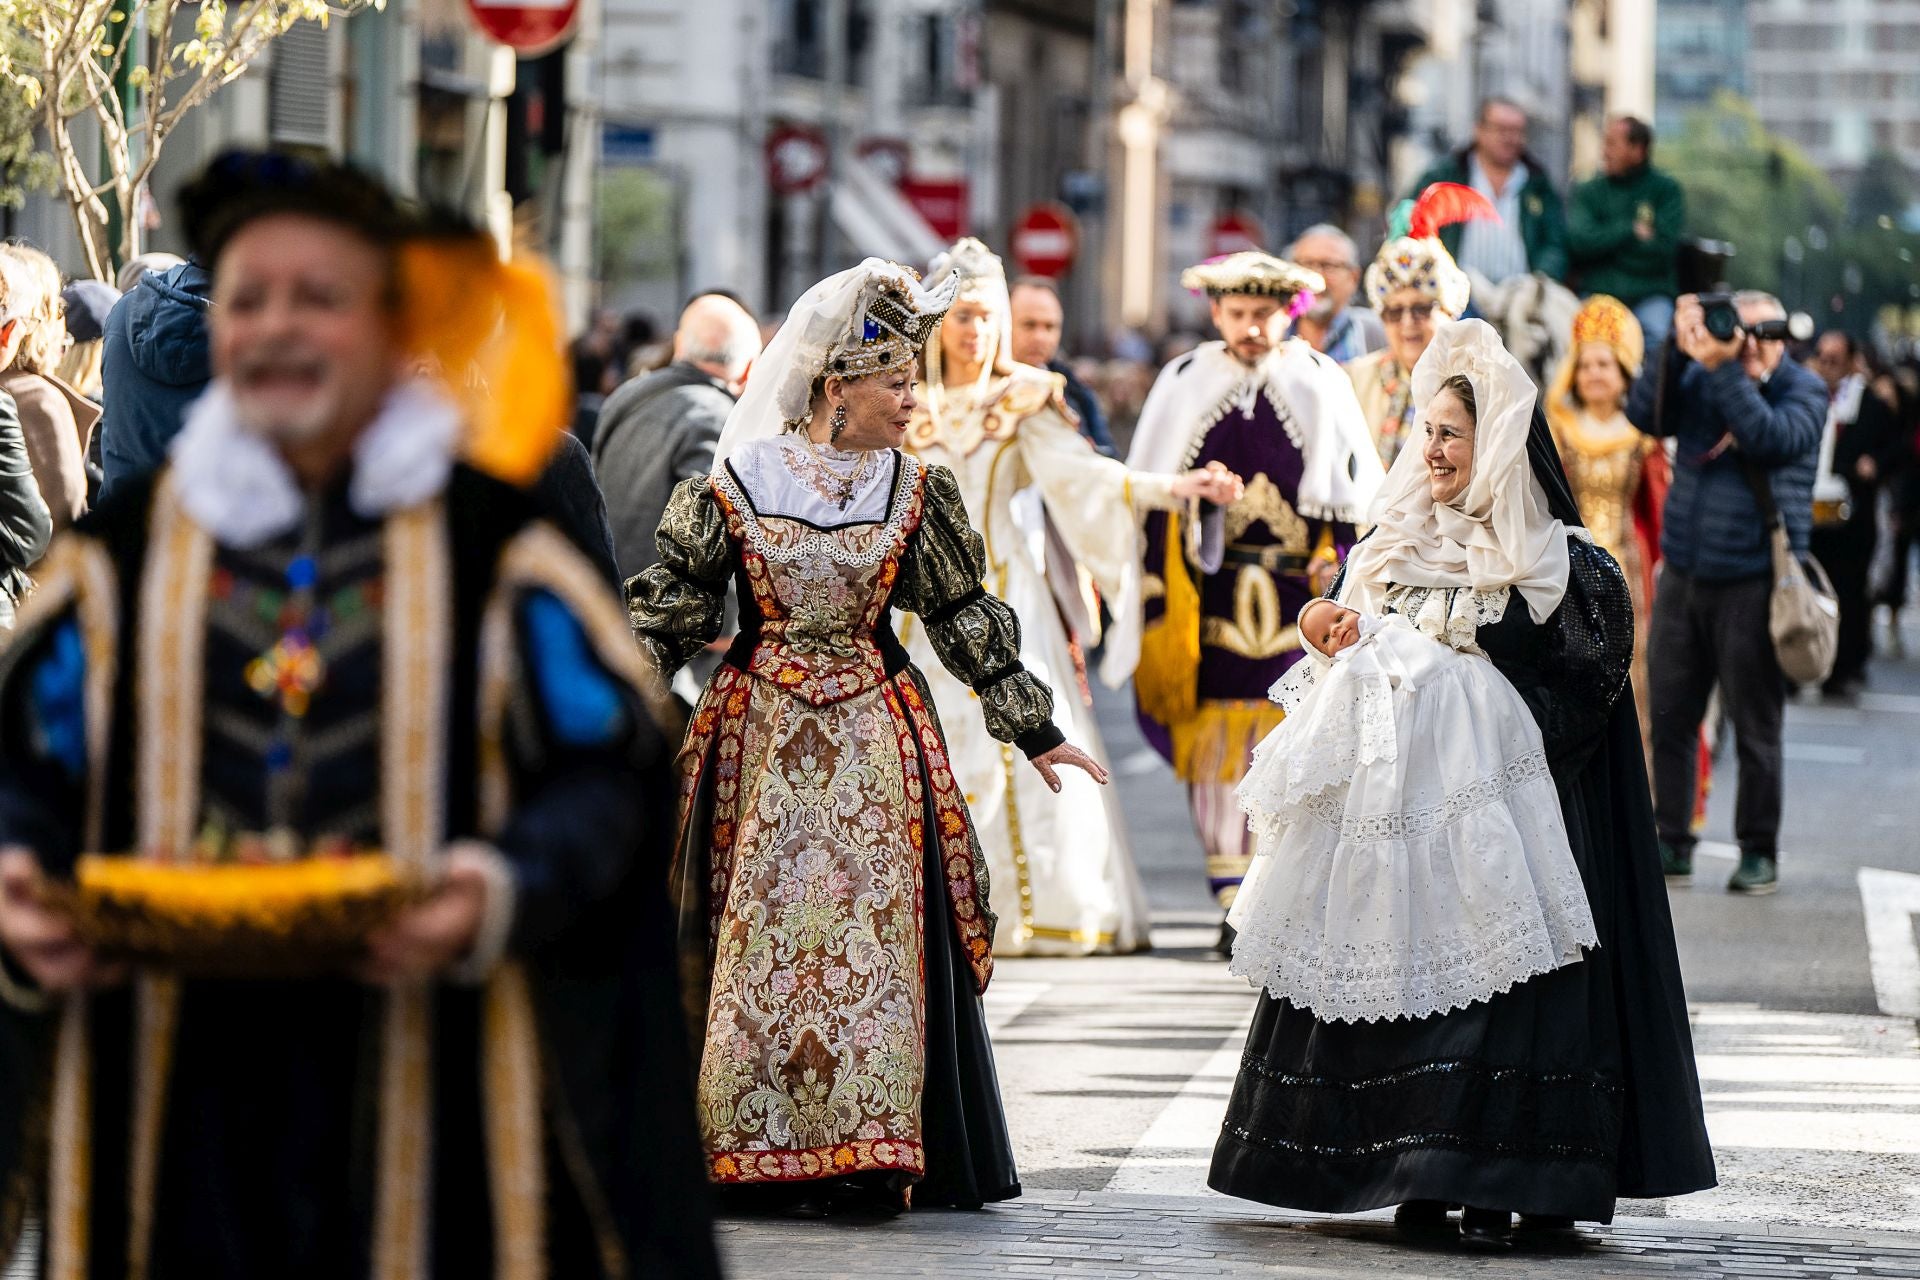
[
  {"xmin": 630, "ymin": 259, "xmax": 1109, "ymax": 1214},
  {"xmin": 901, "ymin": 237, "xmax": 1240, "ymax": 957},
  {"xmin": 1208, "ymin": 319, "xmax": 1716, "ymax": 1248}
]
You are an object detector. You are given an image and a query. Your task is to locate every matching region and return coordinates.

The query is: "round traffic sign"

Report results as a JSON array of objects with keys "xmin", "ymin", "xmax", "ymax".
[
  {"xmin": 1207, "ymin": 210, "xmax": 1264, "ymax": 258},
  {"xmin": 1010, "ymin": 203, "xmax": 1079, "ymax": 278},
  {"xmin": 766, "ymin": 124, "xmax": 831, "ymax": 198},
  {"xmin": 465, "ymin": 0, "xmax": 579, "ymax": 54}
]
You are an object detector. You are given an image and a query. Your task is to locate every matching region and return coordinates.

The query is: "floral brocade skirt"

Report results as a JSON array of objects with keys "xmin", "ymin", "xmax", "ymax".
[{"xmin": 671, "ymin": 662, "xmax": 1017, "ymax": 1207}]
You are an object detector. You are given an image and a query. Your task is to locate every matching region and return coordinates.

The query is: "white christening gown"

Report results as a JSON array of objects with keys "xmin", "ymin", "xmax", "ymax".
[{"xmin": 1228, "ymin": 612, "xmax": 1597, "ymax": 1022}]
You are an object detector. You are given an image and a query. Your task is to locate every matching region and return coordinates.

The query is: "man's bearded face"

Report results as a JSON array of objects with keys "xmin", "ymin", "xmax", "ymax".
[
  {"xmin": 211, "ymin": 213, "xmax": 403, "ymax": 450},
  {"xmin": 1210, "ymin": 295, "xmax": 1285, "ymax": 365}
]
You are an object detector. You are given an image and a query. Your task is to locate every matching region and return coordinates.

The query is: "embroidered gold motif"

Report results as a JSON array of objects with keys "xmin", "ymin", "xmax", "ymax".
[
  {"xmin": 1224, "ymin": 472, "xmax": 1311, "ymax": 552},
  {"xmin": 1201, "ymin": 565, "xmax": 1301, "ymax": 660}
]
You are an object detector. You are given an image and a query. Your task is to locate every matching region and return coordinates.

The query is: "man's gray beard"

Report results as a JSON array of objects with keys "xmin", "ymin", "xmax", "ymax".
[
  {"xmin": 1305, "ymin": 299, "xmax": 1336, "ymax": 325},
  {"xmin": 232, "ymin": 399, "xmax": 341, "ymax": 447}
]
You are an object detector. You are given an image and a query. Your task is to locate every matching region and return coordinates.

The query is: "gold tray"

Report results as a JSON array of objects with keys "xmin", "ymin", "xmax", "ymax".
[{"xmin": 47, "ymin": 854, "xmax": 423, "ymax": 973}]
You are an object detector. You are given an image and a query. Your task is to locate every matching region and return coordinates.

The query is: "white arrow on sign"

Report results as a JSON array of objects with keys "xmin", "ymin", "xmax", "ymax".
[{"xmin": 1859, "ymin": 867, "xmax": 1920, "ymax": 1019}]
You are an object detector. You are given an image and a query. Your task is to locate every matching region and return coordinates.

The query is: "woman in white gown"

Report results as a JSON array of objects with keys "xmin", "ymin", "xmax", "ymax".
[{"xmin": 901, "ymin": 238, "xmax": 1241, "ymax": 955}]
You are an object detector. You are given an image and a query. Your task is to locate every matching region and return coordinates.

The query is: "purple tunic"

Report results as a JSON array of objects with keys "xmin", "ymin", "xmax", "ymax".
[{"xmin": 1136, "ymin": 386, "xmax": 1358, "ymax": 760}]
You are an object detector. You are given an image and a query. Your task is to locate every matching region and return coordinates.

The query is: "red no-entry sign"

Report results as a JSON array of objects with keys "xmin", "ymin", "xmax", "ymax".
[
  {"xmin": 466, "ymin": 0, "xmax": 579, "ymax": 53},
  {"xmin": 1208, "ymin": 210, "xmax": 1265, "ymax": 258},
  {"xmin": 1010, "ymin": 203, "xmax": 1079, "ymax": 278}
]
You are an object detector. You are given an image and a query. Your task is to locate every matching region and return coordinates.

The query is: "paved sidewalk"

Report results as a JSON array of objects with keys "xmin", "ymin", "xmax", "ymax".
[{"xmin": 717, "ymin": 1189, "xmax": 1920, "ymax": 1278}]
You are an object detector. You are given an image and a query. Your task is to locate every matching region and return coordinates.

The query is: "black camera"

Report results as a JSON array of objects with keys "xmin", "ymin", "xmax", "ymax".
[{"xmin": 1697, "ymin": 292, "xmax": 1813, "ymax": 343}]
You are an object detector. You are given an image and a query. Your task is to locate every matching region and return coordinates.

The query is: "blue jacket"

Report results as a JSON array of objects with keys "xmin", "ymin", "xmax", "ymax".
[
  {"xmin": 98, "ymin": 262, "xmax": 212, "ymax": 503},
  {"xmin": 1627, "ymin": 345, "xmax": 1827, "ymax": 581}
]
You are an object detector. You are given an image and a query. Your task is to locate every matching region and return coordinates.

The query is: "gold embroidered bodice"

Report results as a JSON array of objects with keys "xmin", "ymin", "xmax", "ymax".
[{"xmin": 1551, "ymin": 411, "xmax": 1651, "ymax": 572}]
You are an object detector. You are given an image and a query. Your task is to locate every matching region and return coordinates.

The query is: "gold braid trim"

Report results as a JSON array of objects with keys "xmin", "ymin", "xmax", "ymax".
[
  {"xmin": 471, "ymin": 517, "xmax": 677, "ymax": 1280},
  {"xmin": 372, "ymin": 501, "xmax": 450, "ymax": 1280},
  {"xmin": 123, "ymin": 478, "xmax": 209, "ymax": 1280}
]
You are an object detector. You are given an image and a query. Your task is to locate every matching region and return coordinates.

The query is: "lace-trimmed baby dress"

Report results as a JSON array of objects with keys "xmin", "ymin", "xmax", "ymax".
[{"xmin": 1227, "ymin": 608, "xmax": 1597, "ymax": 1023}]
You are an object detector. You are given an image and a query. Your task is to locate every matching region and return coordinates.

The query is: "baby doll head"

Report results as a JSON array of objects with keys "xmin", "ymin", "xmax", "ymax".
[{"xmin": 1300, "ymin": 598, "xmax": 1363, "ymax": 659}]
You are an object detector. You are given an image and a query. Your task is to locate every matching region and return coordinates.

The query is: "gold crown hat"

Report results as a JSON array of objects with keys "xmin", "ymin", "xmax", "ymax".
[
  {"xmin": 824, "ymin": 261, "xmax": 961, "ymax": 381},
  {"xmin": 1180, "ymin": 251, "xmax": 1325, "ymax": 300},
  {"xmin": 1568, "ymin": 294, "xmax": 1646, "ymax": 377}
]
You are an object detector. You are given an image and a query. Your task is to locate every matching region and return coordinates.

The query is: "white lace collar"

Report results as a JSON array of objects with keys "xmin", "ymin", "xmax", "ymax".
[{"xmin": 169, "ymin": 378, "xmax": 462, "ymax": 548}]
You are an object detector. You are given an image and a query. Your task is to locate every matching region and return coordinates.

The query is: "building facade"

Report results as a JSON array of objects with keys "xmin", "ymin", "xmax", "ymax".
[{"xmin": 1746, "ymin": 0, "xmax": 1920, "ymax": 187}]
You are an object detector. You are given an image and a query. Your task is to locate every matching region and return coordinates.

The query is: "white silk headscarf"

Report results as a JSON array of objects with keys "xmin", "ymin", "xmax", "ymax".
[{"xmin": 1340, "ymin": 319, "xmax": 1570, "ymax": 623}]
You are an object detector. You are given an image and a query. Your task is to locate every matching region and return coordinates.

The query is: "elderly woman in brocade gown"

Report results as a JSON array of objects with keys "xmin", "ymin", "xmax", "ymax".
[{"xmin": 628, "ymin": 260, "xmax": 1107, "ymax": 1216}]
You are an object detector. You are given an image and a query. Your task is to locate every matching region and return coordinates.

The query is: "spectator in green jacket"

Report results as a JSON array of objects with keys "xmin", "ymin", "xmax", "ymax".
[
  {"xmin": 1569, "ymin": 116, "xmax": 1686, "ymax": 348},
  {"xmin": 1408, "ymin": 97, "xmax": 1569, "ymax": 285}
]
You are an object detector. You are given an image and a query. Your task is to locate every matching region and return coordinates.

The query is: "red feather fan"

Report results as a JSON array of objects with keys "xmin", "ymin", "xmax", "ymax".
[{"xmin": 1408, "ymin": 182, "xmax": 1500, "ymax": 240}]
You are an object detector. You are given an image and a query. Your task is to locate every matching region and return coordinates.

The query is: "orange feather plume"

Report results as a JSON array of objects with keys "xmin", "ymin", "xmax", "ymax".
[{"xmin": 396, "ymin": 236, "xmax": 570, "ymax": 487}]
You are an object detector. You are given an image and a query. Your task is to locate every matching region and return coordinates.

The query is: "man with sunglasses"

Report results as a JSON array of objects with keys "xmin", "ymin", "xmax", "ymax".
[{"xmin": 1628, "ymin": 291, "xmax": 1828, "ymax": 897}]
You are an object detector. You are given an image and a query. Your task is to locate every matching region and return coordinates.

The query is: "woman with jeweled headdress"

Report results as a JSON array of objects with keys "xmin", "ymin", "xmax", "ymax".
[
  {"xmin": 1545, "ymin": 295, "xmax": 1670, "ymax": 758},
  {"xmin": 899, "ymin": 238, "xmax": 1241, "ymax": 957},
  {"xmin": 1345, "ymin": 185, "xmax": 1494, "ymax": 468},
  {"xmin": 629, "ymin": 259, "xmax": 1111, "ymax": 1214}
]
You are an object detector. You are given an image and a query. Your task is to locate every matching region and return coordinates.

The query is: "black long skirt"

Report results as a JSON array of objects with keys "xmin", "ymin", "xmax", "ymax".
[{"xmin": 1209, "ymin": 698, "xmax": 1716, "ymax": 1223}]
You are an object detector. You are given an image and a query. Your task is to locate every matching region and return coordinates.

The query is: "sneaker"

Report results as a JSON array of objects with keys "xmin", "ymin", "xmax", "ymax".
[
  {"xmin": 1659, "ymin": 841, "xmax": 1693, "ymax": 883},
  {"xmin": 1727, "ymin": 853, "xmax": 1778, "ymax": 895}
]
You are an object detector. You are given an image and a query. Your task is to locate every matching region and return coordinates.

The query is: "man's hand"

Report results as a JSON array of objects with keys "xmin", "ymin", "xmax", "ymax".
[
  {"xmin": 361, "ymin": 847, "xmax": 492, "ymax": 984},
  {"xmin": 1673, "ymin": 294, "xmax": 1745, "ymax": 371},
  {"xmin": 1857, "ymin": 455, "xmax": 1879, "ymax": 483},
  {"xmin": 1172, "ymin": 460, "xmax": 1244, "ymax": 506},
  {"xmin": 1634, "ymin": 217, "xmax": 1656, "ymax": 243},
  {"xmin": 0, "ymin": 848, "xmax": 119, "ymax": 993}
]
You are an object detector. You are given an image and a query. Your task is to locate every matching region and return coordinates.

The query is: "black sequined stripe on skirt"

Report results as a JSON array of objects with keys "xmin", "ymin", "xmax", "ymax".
[{"xmin": 1208, "ymin": 958, "xmax": 1628, "ymax": 1223}]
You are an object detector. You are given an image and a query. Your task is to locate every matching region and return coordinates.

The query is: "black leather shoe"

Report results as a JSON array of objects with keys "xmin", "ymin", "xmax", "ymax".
[
  {"xmin": 1394, "ymin": 1200, "xmax": 1451, "ymax": 1232},
  {"xmin": 1517, "ymin": 1213, "xmax": 1577, "ymax": 1233},
  {"xmin": 1459, "ymin": 1207, "xmax": 1513, "ymax": 1251},
  {"xmin": 1215, "ymin": 919, "xmax": 1237, "ymax": 956}
]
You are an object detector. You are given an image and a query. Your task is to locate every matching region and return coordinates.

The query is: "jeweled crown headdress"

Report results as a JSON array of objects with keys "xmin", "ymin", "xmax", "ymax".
[
  {"xmin": 825, "ymin": 263, "xmax": 959, "ymax": 381},
  {"xmin": 1180, "ymin": 251, "xmax": 1324, "ymax": 300},
  {"xmin": 1364, "ymin": 183, "xmax": 1496, "ymax": 321}
]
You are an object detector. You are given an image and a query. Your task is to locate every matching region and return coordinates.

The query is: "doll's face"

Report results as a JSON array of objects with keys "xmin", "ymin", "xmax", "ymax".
[{"xmin": 1301, "ymin": 599, "xmax": 1361, "ymax": 657}]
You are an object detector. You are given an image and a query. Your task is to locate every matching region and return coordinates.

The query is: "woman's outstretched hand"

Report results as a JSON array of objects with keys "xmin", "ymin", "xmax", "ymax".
[
  {"xmin": 1171, "ymin": 460, "xmax": 1244, "ymax": 506},
  {"xmin": 1030, "ymin": 743, "xmax": 1111, "ymax": 792}
]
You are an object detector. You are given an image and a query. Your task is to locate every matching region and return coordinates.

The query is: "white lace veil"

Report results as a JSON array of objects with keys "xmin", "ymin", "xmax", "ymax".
[
  {"xmin": 1340, "ymin": 319, "xmax": 1570, "ymax": 622},
  {"xmin": 711, "ymin": 258, "xmax": 958, "ymax": 472}
]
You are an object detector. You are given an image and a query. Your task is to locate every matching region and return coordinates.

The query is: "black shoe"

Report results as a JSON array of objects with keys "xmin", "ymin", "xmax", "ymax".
[
  {"xmin": 1659, "ymin": 840, "xmax": 1693, "ymax": 883},
  {"xmin": 1516, "ymin": 1213, "xmax": 1578, "ymax": 1233},
  {"xmin": 1394, "ymin": 1200, "xmax": 1452, "ymax": 1232},
  {"xmin": 1728, "ymin": 853, "xmax": 1779, "ymax": 895},
  {"xmin": 1458, "ymin": 1207, "xmax": 1512, "ymax": 1251},
  {"xmin": 1215, "ymin": 919, "xmax": 1237, "ymax": 956}
]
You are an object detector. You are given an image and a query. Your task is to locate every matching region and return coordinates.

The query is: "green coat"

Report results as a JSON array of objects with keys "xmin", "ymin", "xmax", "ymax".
[
  {"xmin": 1567, "ymin": 164, "xmax": 1686, "ymax": 305},
  {"xmin": 1409, "ymin": 149, "xmax": 1569, "ymax": 282}
]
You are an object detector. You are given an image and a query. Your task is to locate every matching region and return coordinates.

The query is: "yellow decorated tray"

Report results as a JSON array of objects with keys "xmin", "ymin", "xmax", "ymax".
[{"xmin": 49, "ymin": 850, "xmax": 422, "ymax": 973}]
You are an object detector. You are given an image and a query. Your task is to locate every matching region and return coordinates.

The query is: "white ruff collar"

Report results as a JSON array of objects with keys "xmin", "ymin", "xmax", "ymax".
[{"xmin": 170, "ymin": 378, "xmax": 462, "ymax": 548}]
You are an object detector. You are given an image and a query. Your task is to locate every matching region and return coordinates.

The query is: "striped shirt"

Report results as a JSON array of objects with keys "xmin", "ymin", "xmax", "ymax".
[{"xmin": 1455, "ymin": 153, "xmax": 1532, "ymax": 284}]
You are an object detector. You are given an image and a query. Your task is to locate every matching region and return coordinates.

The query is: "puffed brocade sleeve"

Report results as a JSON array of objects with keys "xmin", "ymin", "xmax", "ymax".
[
  {"xmin": 625, "ymin": 476, "xmax": 733, "ymax": 677},
  {"xmin": 896, "ymin": 465, "xmax": 1064, "ymax": 758}
]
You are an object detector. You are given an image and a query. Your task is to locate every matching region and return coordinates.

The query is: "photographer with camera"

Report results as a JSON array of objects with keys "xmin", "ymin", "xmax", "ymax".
[{"xmin": 1628, "ymin": 291, "xmax": 1827, "ymax": 896}]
